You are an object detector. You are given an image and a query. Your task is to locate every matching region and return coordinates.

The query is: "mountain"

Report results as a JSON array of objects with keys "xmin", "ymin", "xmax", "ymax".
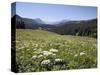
[
  {"xmin": 11, "ymin": 15, "xmax": 56, "ymax": 29},
  {"xmin": 34, "ymin": 18, "xmax": 45, "ymax": 24},
  {"xmin": 11, "ymin": 14, "xmax": 97, "ymax": 38}
]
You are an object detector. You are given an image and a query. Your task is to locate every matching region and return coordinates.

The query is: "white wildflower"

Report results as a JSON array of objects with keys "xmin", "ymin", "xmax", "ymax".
[
  {"xmin": 50, "ymin": 48, "xmax": 58, "ymax": 53},
  {"xmin": 80, "ymin": 52, "xmax": 85, "ymax": 56},
  {"xmin": 31, "ymin": 55, "xmax": 37, "ymax": 59},
  {"xmin": 74, "ymin": 54, "xmax": 78, "ymax": 57},
  {"xmin": 42, "ymin": 51, "xmax": 53, "ymax": 56},
  {"xmin": 38, "ymin": 54, "xmax": 43, "ymax": 58},
  {"xmin": 41, "ymin": 59, "xmax": 50, "ymax": 65},
  {"xmin": 35, "ymin": 44, "xmax": 38, "ymax": 47},
  {"xmin": 55, "ymin": 58, "xmax": 63, "ymax": 62},
  {"xmin": 52, "ymin": 53, "xmax": 56, "ymax": 56}
]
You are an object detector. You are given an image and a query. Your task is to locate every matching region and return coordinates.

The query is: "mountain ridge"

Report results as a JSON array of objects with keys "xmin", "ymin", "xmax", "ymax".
[{"xmin": 11, "ymin": 14, "xmax": 97, "ymax": 38}]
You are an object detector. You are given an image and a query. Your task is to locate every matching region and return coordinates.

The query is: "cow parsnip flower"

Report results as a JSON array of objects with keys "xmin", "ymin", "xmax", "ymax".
[
  {"xmin": 42, "ymin": 51, "xmax": 53, "ymax": 56},
  {"xmin": 55, "ymin": 58, "xmax": 63, "ymax": 62},
  {"xmin": 31, "ymin": 55, "xmax": 37, "ymax": 59},
  {"xmin": 50, "ymin": 48, "xmax": 58, "ymax": 52},
  {"xmin": 80, "ymin": 52, "xmax": 85, "ymax": 56},
  {"xmin": 41, "ymin": 59, "xmax": 50, "ymax": 65}
]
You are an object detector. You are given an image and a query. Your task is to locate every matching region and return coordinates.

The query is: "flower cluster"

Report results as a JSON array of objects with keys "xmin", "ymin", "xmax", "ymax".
[
  {"xmin": 50, "ymin": 48, "xmax": 58, "ymax": 53},
  {"xmin": 41, "ymin": 59, "xmax": 50, "ymax": 65},
  {"xmin": 42, "ymin": 51, "xmax": 53, "ymax": 56},
  {"xmin": 55, "ymin": 58, "xmax": 63, "ymax": 62}
]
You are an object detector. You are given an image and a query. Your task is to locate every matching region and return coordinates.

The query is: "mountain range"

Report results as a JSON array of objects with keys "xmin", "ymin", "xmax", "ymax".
[{"xmin": 11, "ymin": 15, "xmax": 97, "ymax": 38}]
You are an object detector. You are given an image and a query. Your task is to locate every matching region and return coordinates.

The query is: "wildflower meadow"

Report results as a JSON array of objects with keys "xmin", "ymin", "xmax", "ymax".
[{"xmin": 16, "ymin": 29, "xmax": 97, "ymax": 72}]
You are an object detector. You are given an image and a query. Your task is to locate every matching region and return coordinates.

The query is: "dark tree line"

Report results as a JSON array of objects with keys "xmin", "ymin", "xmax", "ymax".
[{"xmin": 52, "ymin": 19, "xmax": 97, "ymax": 38}]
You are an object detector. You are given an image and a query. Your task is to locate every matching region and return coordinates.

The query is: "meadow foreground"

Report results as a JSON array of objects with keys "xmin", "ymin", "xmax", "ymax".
[{"xmin": 16, "ymin": 29, "xmax": 97, "ymax": 72}]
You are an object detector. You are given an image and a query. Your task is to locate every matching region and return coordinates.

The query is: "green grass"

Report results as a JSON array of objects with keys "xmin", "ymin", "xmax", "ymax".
[{"xmin": 16, "ymin": 29, "xmax": 97, "ymax": 72}]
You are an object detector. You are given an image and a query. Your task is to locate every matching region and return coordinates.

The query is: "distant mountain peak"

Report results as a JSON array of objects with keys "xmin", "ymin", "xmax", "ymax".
[{"xmin": 34, "ymin": 18, "xmax": 45, "ymax": 24}]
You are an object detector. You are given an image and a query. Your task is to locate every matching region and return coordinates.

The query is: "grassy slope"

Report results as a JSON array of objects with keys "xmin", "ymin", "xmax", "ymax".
[{"xmin": 16, "ymin": 29, "xmax": 97, "ymax": 72}]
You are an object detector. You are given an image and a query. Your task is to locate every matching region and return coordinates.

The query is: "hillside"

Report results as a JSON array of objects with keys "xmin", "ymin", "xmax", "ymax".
[{"xmin": 53, "ymin": 19, "xmax": 97, "ymax": 38}]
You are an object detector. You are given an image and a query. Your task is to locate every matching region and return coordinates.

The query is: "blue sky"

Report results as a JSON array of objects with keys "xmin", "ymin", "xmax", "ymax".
[{"xmin": 12, "ymin": 2, "xmax": 97, "ymax": 22}]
